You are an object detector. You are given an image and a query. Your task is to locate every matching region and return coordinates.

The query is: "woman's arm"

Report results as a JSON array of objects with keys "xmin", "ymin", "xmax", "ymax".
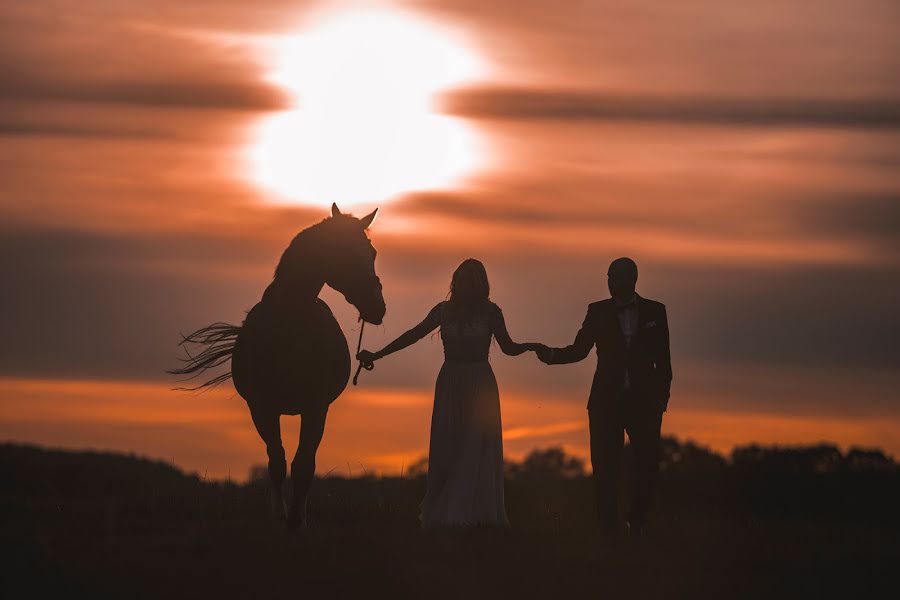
[
  {"xmin": 358, "ymin": 303, "xmax": 444, "ymax": 364},
  {"xmin": 491, "ymin": 304, "xmax": 542, "ymax": 356}
]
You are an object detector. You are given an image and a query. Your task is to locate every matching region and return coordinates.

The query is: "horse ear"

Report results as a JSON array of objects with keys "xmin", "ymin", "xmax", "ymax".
[
  {"xmin": 331, "ymin": 203, "xmax": 342, "ymax": 218},
  {"xmin": 359, "ymin": 208, "xmax": 378, "ymax": 229}
]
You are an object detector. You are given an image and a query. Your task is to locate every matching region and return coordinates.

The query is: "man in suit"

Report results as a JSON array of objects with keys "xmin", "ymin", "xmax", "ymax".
[{"xmin": 537, "ymin": 258, "xmax": 671, "ymax": 537}]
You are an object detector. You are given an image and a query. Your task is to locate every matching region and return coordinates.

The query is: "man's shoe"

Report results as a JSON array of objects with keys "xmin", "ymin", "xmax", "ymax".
[{"xmin": 597, "ymin": 520, "xmax": 622, "ymax": 542}]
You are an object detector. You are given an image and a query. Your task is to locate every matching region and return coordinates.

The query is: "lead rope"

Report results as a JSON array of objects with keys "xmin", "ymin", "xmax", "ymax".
[{"xmin": 352, "ymin": 318, "xmax": 372, "ymax": 386}]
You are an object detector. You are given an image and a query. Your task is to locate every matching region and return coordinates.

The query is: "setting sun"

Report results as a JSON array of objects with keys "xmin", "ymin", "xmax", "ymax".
[{"xmin": 249, "ymin": 11, "xmax": 485, "ymax": 207}]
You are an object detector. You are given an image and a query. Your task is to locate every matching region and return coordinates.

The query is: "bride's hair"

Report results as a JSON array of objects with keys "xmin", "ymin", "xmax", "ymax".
[{"xmin": 447, "ymin": 258, "xmax": 490, "ymax": 322}]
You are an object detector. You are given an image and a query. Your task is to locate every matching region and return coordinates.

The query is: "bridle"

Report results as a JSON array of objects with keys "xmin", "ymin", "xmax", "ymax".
[{"xmin": 352, "ymin": 317, "xmax": 373, "ymax": 386}]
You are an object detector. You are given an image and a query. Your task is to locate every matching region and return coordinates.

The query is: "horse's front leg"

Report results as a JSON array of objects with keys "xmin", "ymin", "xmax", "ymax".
[{"xmin": 287, "ymin": 407, "xmax": 328, "ymax": 531}]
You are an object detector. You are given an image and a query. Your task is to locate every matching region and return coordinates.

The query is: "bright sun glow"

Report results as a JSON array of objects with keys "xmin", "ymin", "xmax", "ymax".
[{"xmin": 250, "ymin": 11, "xmax": 485, "ymax": 207}]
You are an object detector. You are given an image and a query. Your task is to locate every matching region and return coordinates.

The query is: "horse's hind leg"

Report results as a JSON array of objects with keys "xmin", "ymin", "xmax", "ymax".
[
  {"xmin": 250, "ymin": 406, "xmax": 287, "ymax": 521},
  {"xmin": 287, "ymin": 407, "xmax": 328, "ymax": 531}
]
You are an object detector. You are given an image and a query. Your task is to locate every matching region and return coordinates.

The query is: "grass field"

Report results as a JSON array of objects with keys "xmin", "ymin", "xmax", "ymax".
[{"xmin": 2, "ymin": 443, "xmax": 897, "ymax": 599}]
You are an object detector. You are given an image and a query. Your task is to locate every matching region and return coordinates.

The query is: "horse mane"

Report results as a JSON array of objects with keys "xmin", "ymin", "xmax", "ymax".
[{"xmin": 273, "ymin": 214, "xmax": 368, "ymax": 282}]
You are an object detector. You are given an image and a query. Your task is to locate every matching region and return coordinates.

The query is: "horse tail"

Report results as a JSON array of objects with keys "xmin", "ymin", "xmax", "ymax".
[{"xmin": 168, "ymin": 322, "xmax": 242, "ymax": 391}]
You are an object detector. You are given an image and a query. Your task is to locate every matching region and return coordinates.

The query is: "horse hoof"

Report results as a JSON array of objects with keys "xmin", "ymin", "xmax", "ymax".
[
  {"xmin": 286, "ymin": 506, "xmax": 308, "ymax": 532},
  {"xmin": 270, "ymin": 495, "xmax": 287, "ymax": 521}
]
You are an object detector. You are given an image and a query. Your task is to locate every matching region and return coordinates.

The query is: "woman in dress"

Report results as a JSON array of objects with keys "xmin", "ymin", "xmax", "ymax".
[{"xmin": 357, "ymin": 258, "xmax": 544, "ymax": 527}]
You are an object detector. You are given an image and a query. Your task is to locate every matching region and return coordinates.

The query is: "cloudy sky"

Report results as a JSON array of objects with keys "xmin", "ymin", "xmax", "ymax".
[{"xmin": 2, "ymin": 0, "xmax": 898, "ymax": 478}]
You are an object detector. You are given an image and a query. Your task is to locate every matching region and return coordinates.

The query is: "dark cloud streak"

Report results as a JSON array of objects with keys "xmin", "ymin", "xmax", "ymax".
[
  {"xmin": 0, "ymin": 120, "xmax": 171, "ymax": 140},
  {"xmin": 0, "ymin": 75, "xmax": 288, "ymax": 111},
  {"xmin": 2, "ymin": 226, "xmax": 898, "ymax": 382},
  {"xmin": 442, "ymin": 87, "xmax": 900, "ymax": 129},
  {"xmin": 802, "ymin": 194, "xmax": 900, "ymax": 250}
]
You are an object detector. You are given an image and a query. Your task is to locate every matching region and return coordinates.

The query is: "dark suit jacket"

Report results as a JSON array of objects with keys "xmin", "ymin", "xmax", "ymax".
[{"xmin": 547, "ymin": 295, "xmax": 672, "ymax": 411}]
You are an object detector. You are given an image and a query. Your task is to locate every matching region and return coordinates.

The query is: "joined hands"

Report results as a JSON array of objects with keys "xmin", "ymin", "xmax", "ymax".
[
  {"xmin": 536, "ymin": 347, "xmax": 554, "ymax": 364},
  {"xmin": 528, "ymin": 344, "xmax": 554, "ymax": 364}
]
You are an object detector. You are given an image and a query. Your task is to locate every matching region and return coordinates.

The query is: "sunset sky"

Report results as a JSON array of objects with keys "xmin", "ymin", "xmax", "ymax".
[{"xmin": 2, "ymin": 0, "xmax": 898, "ymax": 479}]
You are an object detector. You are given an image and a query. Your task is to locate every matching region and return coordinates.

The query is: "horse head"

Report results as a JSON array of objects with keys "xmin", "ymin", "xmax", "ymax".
[{"xmin": 323, "ymin": 203, "xmax": 386, "ymax": 325}]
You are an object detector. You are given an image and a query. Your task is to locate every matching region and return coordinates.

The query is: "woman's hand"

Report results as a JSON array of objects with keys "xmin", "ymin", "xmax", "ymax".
[
  {"xmin": 356, "ymin": 349, "xmax": 378, "ymax": 368},
  {"xmin": 521, "ymin": 343, "xmax": 548, "ymax": 353},
  {"xmin": 534, "ymin": 345, "xmax": 554, "ymax": 364},
  {"xmin": 512, "ymin": 343, "xmax": 551, "ymax": 359}
]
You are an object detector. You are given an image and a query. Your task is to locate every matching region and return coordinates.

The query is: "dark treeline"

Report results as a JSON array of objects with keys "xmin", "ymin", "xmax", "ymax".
[
  {"xmin": 498, "ymin": 439, "xmax": 900, "ymax": 527},
  {"xmin": 2, "ymin": 438, "xmax": 898, "ymax": 529}
]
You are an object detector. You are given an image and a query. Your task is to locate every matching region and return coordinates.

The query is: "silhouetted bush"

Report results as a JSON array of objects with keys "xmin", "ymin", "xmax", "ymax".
[
  {"xmin": 845, "ymin": 447, "xmax": 896, "ymax": 471},
  {"xmin": 405, "ymin": 456, "xmax": 429, "ymax": 478},
  {"xmin": 658, "ymin": 437, "xmax": 728, "ymax": 474},
  {"xmin": 731, "ymin": 443, "xmax": 845, "ymax": 474},
  {"xmin": 506, "ymin": 446, "xmax": 586, "ymax": 480}
]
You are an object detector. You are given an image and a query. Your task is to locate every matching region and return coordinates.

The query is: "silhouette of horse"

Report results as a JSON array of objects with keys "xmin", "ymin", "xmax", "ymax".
[{"xmin": 170, "ymin": 203, "xmax": 385, "ymax": 530}]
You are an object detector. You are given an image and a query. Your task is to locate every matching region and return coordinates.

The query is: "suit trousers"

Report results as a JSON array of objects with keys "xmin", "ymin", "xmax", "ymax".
[{"xmin": 588, "ymin": 390, "xmax": 663, "ymax": 531}]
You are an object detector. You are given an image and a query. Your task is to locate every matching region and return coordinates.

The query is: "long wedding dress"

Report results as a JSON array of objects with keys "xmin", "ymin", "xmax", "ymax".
[{"xmin": 395, "ymin": 301, "xmax": 529, "ymax": 527}]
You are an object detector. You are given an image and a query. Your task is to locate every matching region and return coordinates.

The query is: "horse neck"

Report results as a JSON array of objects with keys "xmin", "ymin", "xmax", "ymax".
[
  {"xmin": 264, "ymin": 245, "xmax": 327, "ymax": 308},
  {"xmin": 271, "ymin": 273, "xmax": 324, "ymax": 304}
]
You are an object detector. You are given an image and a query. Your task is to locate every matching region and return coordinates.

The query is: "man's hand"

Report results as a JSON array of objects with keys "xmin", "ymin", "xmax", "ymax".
[{"xmin": 535, "ymin": 346, "xmax": 555, "ymax": 364}]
